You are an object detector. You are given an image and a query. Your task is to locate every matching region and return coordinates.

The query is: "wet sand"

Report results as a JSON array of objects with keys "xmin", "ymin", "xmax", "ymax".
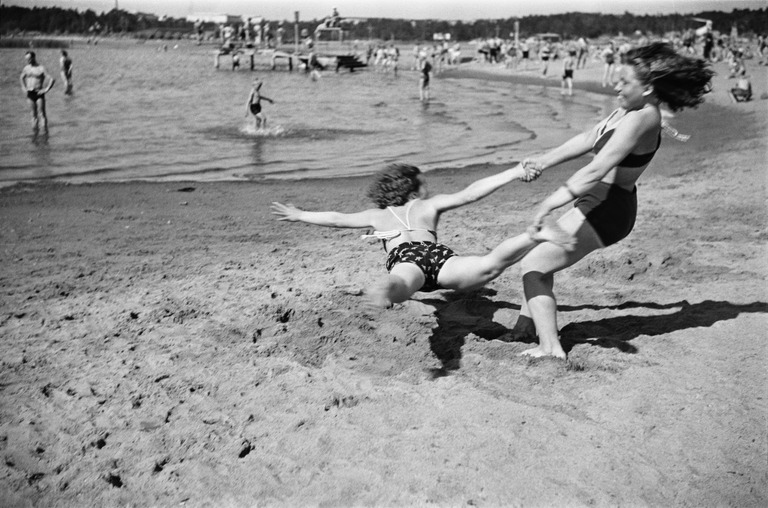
[{"xmin": 1, "ymin": 58, "xmax": 766, "ymax": 506}]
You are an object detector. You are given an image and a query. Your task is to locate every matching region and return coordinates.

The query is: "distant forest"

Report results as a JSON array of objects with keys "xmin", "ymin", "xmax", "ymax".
[{"xmin": 1, "ymin": 5, "xmax": 766, "ymax": 41}]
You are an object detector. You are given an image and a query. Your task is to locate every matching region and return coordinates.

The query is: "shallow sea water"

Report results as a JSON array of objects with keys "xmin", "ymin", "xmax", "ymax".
[{"xmin": 1, "ymin": 41, "xmax": 615, "ymax": 186}]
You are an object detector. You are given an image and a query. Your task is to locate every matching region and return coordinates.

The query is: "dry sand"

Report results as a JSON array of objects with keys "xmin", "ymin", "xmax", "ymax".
[{"xmin": 1, "ymin": 58, "xmax": 766, "ymax": 507}]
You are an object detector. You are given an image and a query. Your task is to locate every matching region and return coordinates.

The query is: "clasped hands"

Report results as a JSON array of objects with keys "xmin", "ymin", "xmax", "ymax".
[
  {"xmin": 521, "ymin": 158, "xmax": 543, "ymax": 182},
  {"xmin": 521, "ymin": 158, "xmax": 554, "ymax": 229}
]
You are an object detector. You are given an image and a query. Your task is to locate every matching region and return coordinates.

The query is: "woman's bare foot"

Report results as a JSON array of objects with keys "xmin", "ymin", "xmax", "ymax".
[
  {"xmin": 528, "ymin": 224, "xmax": 576, "ymax": 251},
  {"xmin": 519, "ymin": 345, "xmax": 567, "ymax": 359}
]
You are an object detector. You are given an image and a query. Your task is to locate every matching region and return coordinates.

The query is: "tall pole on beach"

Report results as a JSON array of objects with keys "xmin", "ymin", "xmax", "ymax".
[{"xmin": 294, "ymin": 11, "xmax": 299, "ymax": 54}]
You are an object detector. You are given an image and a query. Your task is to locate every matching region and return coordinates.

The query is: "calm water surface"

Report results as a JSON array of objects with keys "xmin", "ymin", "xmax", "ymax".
[{"xmin": 1, "ymin": 41, "xmax": 615, "ymax": 186}]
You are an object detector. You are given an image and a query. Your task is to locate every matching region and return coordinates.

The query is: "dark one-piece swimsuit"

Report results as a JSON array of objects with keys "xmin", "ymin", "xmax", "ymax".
[{"xmin": 575, "ymin": 109, "xmax": 661, "ymax": 246}]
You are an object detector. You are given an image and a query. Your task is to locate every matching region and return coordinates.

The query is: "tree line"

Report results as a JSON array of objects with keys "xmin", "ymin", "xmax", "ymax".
[{"xmin": 1, "ymin": 5, "xmax": 765, "ymax": 41}]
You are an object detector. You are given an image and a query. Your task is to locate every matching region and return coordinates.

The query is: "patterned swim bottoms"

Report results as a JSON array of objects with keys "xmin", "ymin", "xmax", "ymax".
[{"xmin": 385, "ymin": 241, "xmax": 456, "ymax": 292}]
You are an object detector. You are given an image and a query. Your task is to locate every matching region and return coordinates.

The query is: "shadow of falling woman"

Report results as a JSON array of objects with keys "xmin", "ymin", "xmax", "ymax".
[{"xmin": 418, "ymin": 288, "xmax": 524, "ymax": 377}]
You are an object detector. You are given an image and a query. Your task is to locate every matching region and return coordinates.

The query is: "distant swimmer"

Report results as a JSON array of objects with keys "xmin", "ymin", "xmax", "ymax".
[
  {"xmin": 20, "ymin": 51, "xmax": 55, "ymax": 130},
  {"xmin": 245, "ymin": 80, "xmax": 274, "ymax": 129},
  {"xmin": 418, "ymin": 53, "xmax": 432, "ymax": 102},
  {"xmin": 60, "ymin": 50, "xmax": 73, "ymax": 94}
]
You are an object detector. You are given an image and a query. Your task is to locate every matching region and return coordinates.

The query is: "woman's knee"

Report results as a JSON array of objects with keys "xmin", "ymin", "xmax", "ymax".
[
  {"xmin": 520, "ymin": 255, "xmax": 538, "ymax": 275},
  {"xmin": 520, "ymin": 246, "xmax": 561, "ymax": 275},
  {"xmin": 389, "ymin": 264, "xmax": 425, "ymax": 291}
]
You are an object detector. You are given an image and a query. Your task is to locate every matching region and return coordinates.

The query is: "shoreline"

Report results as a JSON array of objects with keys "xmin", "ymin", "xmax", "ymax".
[{"xmin": 4, "ymin": 55, "xmax": 765, "ymax": 192}]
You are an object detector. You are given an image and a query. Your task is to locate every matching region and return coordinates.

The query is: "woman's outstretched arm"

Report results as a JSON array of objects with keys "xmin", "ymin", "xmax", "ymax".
[
  {"xmin": 525, "ymin": 125, "xmax": 599, "ymax": 172},
  {"xmin": 426, "ymin": 163, "xmax": 537, "ymax": 213},
  {"xmin": 271, "ymin": 202, "xmax": 376, "ymax": 228}
]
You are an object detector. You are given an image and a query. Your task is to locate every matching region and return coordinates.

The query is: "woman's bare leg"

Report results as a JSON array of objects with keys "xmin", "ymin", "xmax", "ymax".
[
  {"xmin": 510, "ymin": 299, "xmax": 536, "ymax": 340},
  {"xmin": 437, "ymin": 225, "xmax": 574, "ymax": 291},
  {"xmin": 521, "ymin": 265, "xmax": 562, "ymax": 357},
  {"xmin": 38, "ymin": 97, "xmax": 48, "ymax": 130},
  {"xmin": 366, "ymin": 263, "xmax": 425, "ymax": 308},
  {"xmin": 518, "ymin": 208, "xmax": 603, "ymax": 358},
  {"xmin": 28, "ymin": 99, "xmax": 39, "ymax": 129}
]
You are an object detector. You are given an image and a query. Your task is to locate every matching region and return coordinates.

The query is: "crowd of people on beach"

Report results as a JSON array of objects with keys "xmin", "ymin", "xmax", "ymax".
[
  {"xmin": 198, "ymin": 10, "xmax": 764, "ymax": 110},
  {"xmin": 469, "ymin": 25, "xmax": 762, "ymax": 100}
]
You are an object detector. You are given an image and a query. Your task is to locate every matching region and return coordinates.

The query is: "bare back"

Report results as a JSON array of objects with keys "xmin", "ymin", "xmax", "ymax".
[{"xmin": 368, "ymin": 199, "xmax": 441, "ymax": 252}]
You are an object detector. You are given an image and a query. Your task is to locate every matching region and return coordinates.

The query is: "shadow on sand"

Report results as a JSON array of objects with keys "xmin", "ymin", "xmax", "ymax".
[{"xmin": 420, "ymin": 294, "xmax": 768, "ymax": 374}]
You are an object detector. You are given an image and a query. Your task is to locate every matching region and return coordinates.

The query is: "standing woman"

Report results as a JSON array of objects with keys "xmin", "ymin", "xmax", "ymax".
[
  {"xmin": 539, "ymin": 40, "xmax": 553, "ymax": 76},
  {"xmin": 513, "ymin": 42, "xmax": 714, "ymax": 358},
  {"xmin": 600, "ymin": 41, "xmax": 616, "ymax": 87}
]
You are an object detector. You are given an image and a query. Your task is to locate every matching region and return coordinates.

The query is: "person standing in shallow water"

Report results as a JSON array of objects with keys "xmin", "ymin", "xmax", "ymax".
[
  {"xmin": 418, "ymin": 53, "xmax": 432, "ymax": 102},
  {"xmin": 508, "ymin": 42, "xmax": 714, "ymax": 359},
  {"xmin": 20, "ymin": 51, "xmax": 55, "ymax": 130},
  {"xmin": 245, "ymin": 80, "xmax": 274, "ymax": 129},
  {"xmin": 60, "ymin": 50, "xmax": 73, "ymax": 94}
]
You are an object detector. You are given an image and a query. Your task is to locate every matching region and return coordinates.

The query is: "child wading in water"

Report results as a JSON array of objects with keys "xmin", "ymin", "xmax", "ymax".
[
  {"xmin": 271, "ymin": 163, "xmax": 574, "ymax": 308},
  {"xmin": 245, "ymin": 80, "xmax": 274, "ymax": 129}
]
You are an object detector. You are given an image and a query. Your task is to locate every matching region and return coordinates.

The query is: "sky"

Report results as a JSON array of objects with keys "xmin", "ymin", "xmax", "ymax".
[{"xmin": 7, "ymin": 0, "xmax": 765, "ymax": 20}]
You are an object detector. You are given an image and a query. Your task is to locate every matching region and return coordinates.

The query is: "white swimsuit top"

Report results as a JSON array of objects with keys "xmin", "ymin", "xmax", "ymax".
[{"xmin": 361, "ymin": 201, "xmax": 437, "ymax": 241}]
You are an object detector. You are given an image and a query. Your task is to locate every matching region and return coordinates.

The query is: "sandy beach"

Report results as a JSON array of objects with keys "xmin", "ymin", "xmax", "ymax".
[{"xmin": 1, "ymin": 57, "xmax": 766, "ymax": 507}]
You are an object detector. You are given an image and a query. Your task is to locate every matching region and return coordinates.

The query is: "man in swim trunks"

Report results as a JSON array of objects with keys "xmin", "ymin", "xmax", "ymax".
[
  {"xmin": 20, "ymin": 51, "xmax": 55, "ymax": 130},
  {"xmin": 271, "ymin": 162, "xmax": 574, "ymax": 308},
  {"xmin": 245, "ymin": 80, "xmax": 274, "ymax": 129}
]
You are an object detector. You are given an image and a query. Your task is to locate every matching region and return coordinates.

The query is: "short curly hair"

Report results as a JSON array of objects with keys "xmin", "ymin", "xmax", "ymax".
[
  {"xmin": 626, "ymin": 42, "xmax": 714, "ymax": 112},
  {"xmin": 366, "ymin": 163, "xmax": 422, "ymax": 208}
]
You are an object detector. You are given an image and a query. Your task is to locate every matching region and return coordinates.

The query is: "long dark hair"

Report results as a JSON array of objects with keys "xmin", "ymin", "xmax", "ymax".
[{"xmin": 627, "ymin": 42, "xmax": 714, "ymax": 112}]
